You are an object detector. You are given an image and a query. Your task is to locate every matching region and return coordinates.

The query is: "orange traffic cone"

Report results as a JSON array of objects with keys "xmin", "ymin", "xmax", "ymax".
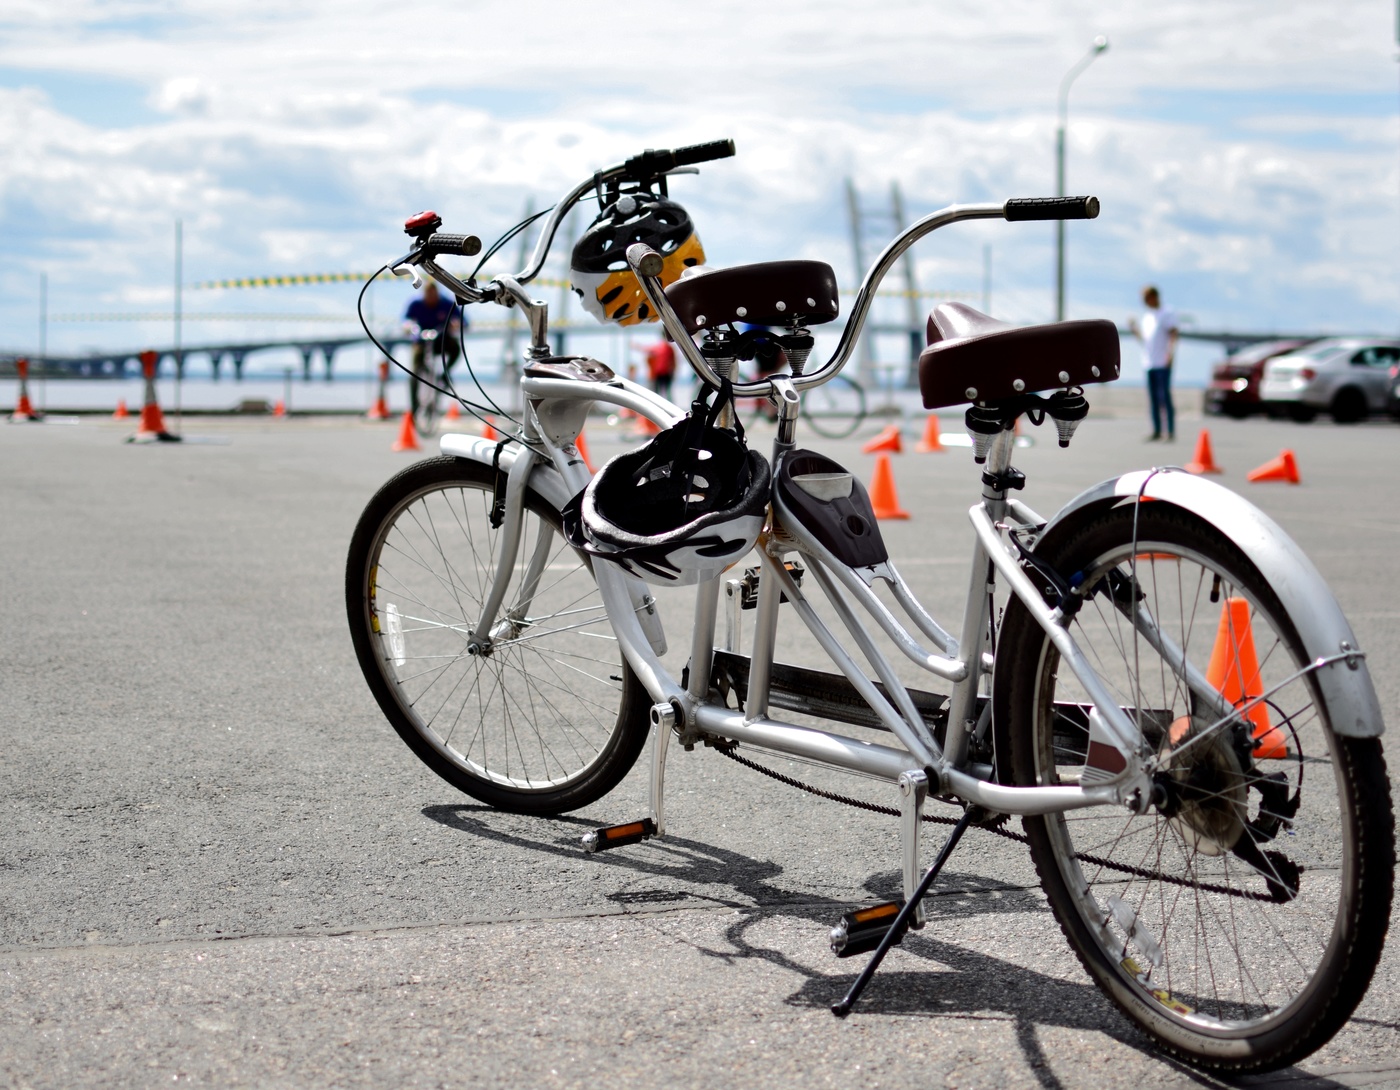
[
  {"xmin": 272, "ymin": 399, "xmax": 287, "ymax": 418},
  {"xmin": 868, "ymin": 453, "xmax": 909, "ymax": 519},
  {"xmin": 1205, "ymin": 597, "xmax": 1286, "ymax": 758},
  {"xmin": 482, "ymin": 417, "xmax": 500, "ymax": 441},
  {"xmin": 9, "ymin": 357, "xmax": 41, "ymax": 422},
  {"xmin": 112, "ymin": 398, "xmax": 130, "ymax": 421},
  {"xmin": 636, "ymin": 415, "xmax": 662, "ymax": 436},
  {"xmin": 1185, "ymin": 429, "xmax": 1223, "ymax": 474},
  {"xmin": 127, "ymin": 350, "xmax": 178, "ymax": 442},
  {"xmin": 444, "ymin": 401, "xmax": 462, "ymax": 423},
  {"xmin": 575, "ymin": 431, "xmax": 596, "ymax": 474},
  {"xmin": 392, "ymin": 411, "xmax": 421, "ymax": 453},
  {"xmin": 1246, "ymin": 449, "xmax": 1300, "ymax": 484},
  {"xmin": 367, "ymin": 361, "xmax": 390, "ymax": 420},
  {"xmin": 862, "ymin": 423, "xmax": 903, "ymax": 454},
  {"xmin": 916, "ymin": 414, "xmax": 945, "ymax": 453}
]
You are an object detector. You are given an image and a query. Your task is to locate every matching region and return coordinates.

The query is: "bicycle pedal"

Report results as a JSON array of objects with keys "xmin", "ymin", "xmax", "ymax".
[
  {"xmin": 829, "ymin": 901, "xmax": 905, "ymax": 958},
  {"xmin": 581, "ymin": 818, "xmax": 657, "ymax": 854}
]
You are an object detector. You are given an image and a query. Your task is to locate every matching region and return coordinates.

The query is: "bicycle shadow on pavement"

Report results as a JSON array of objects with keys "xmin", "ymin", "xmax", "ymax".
[
  {"xmin": 423, "ymin": 802, "xmax": 1039, "ymax": 918},
  {"xmin": 423, "ymin": 804, "xmax": 1353, "ymax": 1088}
]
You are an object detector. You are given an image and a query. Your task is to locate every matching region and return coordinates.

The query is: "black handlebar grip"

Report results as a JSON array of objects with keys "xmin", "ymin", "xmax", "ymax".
[
  {"xmin": 427, "ymin": 233, "xmax": 483, "ymax": 257},
  {"xmin": 672, "ymin": 139, "xmax": 736, "ymax": 167},
  {"xmin": 1003, "ymin": 196, "xmax": 1100, "ymax": 221}
]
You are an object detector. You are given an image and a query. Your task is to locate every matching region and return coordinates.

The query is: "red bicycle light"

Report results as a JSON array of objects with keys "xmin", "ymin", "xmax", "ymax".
[
  {"xmin": 1299, "ymin": 367, "xmax": 1316, "ymax": 381},
  {"xmin": 404, "ymin": 210, "xmax": 442, "ymax": 235}
]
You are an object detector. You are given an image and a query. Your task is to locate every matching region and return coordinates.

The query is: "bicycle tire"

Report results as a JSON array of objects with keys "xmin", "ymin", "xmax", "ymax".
[
  {"xmin": 993, "ymin": 502, "xmax": 1392, "ymax": 1072},
  {"xmin": 346, "ymin": 455, "xmax": 650, "ymax": 813},
  {"xmin": 803, "ymin": 374, "xmax": 866, "ymax": 440}
]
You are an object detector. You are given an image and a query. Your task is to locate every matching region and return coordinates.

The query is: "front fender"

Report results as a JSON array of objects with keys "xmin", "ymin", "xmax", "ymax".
[
  {"xmin": 439, "ymin": 433, "xmax": 573, "ymax": 510},
  {"xmin": 438, "ymin": 432, "xmax": 668, "ymax": 658},
  {"xmin": 1040, "ymin": 467, "xmax": 1383, "ymax": 738}
]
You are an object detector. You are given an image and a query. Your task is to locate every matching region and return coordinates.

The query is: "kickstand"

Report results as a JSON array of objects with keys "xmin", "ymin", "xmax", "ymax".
[{"xmin": 831, "ymin": 809, "xmax": 974, "ymax": 1017}]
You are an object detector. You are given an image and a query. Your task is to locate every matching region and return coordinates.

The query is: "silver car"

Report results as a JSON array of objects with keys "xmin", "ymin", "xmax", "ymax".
[{"xmin": 1259, "ymin": 337, "xmax": 1400, "ymax": 423}]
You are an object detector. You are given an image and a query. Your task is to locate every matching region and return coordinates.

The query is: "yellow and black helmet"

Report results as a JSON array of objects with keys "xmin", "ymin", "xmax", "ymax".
[{"xmin": 570, "ymin": 194, "xmax": 704, "ymax": 326}]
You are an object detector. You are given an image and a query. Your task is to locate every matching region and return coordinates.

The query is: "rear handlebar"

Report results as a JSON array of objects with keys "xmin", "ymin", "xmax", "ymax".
[
  {"xmin": 1004, "ymin": 196, "xmax": 1100, "ymax": 221},
  {"xmin": 628, "ymin": 194, "xmax": 1104, "ymax": 399}
]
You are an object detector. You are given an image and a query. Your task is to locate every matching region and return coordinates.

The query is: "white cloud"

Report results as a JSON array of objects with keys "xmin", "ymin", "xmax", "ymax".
[
  {"xmin": 150, "ymin": 76, "xmax": 210, "ymax": 115},
  {"xmin": 0, "ymin": 0, "xmax": 1396, "ymax": 364}
]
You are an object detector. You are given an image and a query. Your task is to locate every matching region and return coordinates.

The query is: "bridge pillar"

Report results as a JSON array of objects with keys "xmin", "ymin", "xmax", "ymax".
[
  {"xmin": 299, "ymin": 347, "xmax": 314, "ymax": 382},
  {"xmin": 210, "ymin": 352, "xmax": 222, "ymax": 381},
  {"xmin": 321, "ymin": 344, "xmax": 336, "ymax": 381}
]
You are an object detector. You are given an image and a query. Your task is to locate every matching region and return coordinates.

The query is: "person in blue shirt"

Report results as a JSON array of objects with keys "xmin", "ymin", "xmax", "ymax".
[{"xmin": 404, "ymin": 282, "xmax": 466, "ymax": 418}]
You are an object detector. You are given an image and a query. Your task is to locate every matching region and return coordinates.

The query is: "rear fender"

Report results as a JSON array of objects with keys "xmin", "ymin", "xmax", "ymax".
[
  {"xmin": 439, "ymin": 434, "xmax": 667, "ymax": 656},
  {"xmin": 1038, "ymin": 468, "xmax": 1382, "ymax": 738}
]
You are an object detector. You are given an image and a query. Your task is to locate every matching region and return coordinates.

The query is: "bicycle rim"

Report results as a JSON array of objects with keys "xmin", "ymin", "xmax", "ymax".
[
  {"xmin": 365, "ymin": 474, "xmax": 627, "ymax": 795},
  {"xmin": 1013, "ymin": 513, "xmax": 1373, "ymax": 1054},
  {"xmin": 803, "ymin": 376, "xmax": 864, "ymax": 439}
]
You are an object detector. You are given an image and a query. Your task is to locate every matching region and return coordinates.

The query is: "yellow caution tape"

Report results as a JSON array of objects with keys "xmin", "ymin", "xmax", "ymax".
[
  {"xmin": 190, "ymin": 271, "xmax": 968, "ymax": 301},
  {"xmin": 52, "ymin": 312, "xmax": 357, "ymax": 323},
  {"xmin": 193, "ymin": 272, "xmax": 374, "ymax": 289}
]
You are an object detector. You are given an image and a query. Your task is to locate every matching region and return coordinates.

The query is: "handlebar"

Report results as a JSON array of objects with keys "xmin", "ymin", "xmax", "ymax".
[
  {"xmin": 424, "ymin": 233, "xmax": 483, "ymax": 257},
  {"xmin": 628, "ymin": 194, "xmax": 1104, "ymax": 398},
  {"xmin": 623, "ymin": 139, "xmax": 736, "ymax": 180},
  {"xmin": 1003, "ymin": 196, "xmax": 1100, "ymax": 221},
  {"xmin": 515, "ymin": 138, "xmax": 734, "ymax": 284},
  {"xmin": 393, "ymin": 146, "xmax": 1103, "ymax": 403},
  {"xmin": 391, "ymin": 138, "xmax": 735, "ymax": 298}
]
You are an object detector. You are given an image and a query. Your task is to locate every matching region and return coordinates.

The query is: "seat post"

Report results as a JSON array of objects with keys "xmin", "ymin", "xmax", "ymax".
[{"xmin": 701, "ymin": 332, "xmax": 739, "ymax": 429}]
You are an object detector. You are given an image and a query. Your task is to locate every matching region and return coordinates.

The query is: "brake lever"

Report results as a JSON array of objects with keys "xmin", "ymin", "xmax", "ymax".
[{"xmin": 391, "ymin": 263, "xmax": 423, "ymax": 289}]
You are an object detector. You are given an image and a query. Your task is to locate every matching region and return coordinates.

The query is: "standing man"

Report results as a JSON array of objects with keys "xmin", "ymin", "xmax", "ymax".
[
  {"xmin": 1129, "ymin": 285, "xmax": 1179, "ymax": 442},
  {"xmin": 404, "ymin": 281, "xmax": 464, "ymax": 420}
]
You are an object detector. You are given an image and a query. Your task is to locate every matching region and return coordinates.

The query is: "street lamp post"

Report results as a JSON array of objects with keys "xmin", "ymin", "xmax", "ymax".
[{"xmin": 1056, "ymin": 34, "xmax": 1108, "ymax": 322}]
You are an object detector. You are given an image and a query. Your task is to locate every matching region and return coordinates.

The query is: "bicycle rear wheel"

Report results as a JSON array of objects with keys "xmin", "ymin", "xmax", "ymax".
[
  {"xmin": 346, "ymin": 456, "xmax": 650, "ymax": 813},
  {"xmin": 803, "ymin": 374, "xmax": 866, "ymax": 439},
  {"xmin": 995, "ymin": 503, "xmax": 1392, "ymax": 1072}
]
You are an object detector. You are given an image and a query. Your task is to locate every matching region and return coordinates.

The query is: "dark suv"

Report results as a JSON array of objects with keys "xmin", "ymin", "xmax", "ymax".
[{"xmin": 1204, "ymin": 339, "xmax": 1315, "ymax": 418}]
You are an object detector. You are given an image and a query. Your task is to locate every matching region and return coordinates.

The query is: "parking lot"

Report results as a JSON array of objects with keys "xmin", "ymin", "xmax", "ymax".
[{"xmin": 3, "ymin": 408, "xmax": 1400, "ymax": 1088}]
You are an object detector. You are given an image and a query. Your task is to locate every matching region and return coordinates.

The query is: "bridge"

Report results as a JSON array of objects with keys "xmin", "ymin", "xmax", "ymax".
[
  {"xmin": 0, "ymin": 323, "xmax": 599, "ymax": 382},
  {"xmin": 0, "ymin": 324, "xmax": 1319, "ymax": 384}
]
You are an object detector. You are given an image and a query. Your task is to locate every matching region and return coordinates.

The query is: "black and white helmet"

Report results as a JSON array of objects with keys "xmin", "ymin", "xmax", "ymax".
[
  {"xmin": 569, "ymin": 193, "xmax": 705, "ymax": 326},
  {"xmin": 563, "ymin": 389, "xmax": 769, "ymax": 585}
]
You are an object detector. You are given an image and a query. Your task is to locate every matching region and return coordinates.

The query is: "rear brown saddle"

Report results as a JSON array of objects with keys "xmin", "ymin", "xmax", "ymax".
[{"xmin": 665, "ymin": 262, "xmax": 1120, "ymax": 407}]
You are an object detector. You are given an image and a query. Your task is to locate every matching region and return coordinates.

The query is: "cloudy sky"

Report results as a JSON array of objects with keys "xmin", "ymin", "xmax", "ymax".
[{"xmin": 1, "ymin": 0, "xmax": 1397, "ymax": 379}]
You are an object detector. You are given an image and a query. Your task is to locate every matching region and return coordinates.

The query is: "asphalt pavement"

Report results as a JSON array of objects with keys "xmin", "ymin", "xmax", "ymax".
[{"xmin": 3, "ymin": 404, "xmax": 1400, "ymax": 1088}]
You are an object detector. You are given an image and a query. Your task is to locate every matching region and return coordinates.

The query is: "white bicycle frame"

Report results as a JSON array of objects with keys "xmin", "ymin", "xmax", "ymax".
[{"xmin": 420, "ymin": 183, "xmax": 1382, "ymax": 907}]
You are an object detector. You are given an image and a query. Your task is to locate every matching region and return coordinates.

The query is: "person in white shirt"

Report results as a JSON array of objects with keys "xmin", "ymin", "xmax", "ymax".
[{"xmin": 1129, "ymin": 286, "xmax": 1180, "ymax": 441}]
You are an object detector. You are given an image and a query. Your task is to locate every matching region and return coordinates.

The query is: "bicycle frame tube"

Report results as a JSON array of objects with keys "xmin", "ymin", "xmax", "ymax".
[
  {"xmin": 968, "ymin": 506, "xmax": 1144, "ymax": 757},
  {"xmin": 440, "ymin": 225, "xmax": 1153, "ymax": 815},
  {"xmin": 453, "ymin": 380, "xmax": 1142, "ymax": 811}
]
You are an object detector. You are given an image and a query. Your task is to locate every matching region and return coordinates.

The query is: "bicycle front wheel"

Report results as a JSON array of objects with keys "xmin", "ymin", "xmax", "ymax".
[
  {"xmin": 346, "ymin": 456, "xmax": 650, "ymax": 813},
  {"xmin": 803, "ymin": 374, "xmax": 866, "ymax": 439},
  {"xmin": 411, "ymin": 373, "xmax": 442, "ymax": 436},
  {"xmin": 995, "ymin": 502, "xmax": 1393, "ymax": 1072}
]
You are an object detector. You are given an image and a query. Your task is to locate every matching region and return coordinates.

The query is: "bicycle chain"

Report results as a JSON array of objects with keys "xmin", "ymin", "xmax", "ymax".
[{"xmin": 716, "ymin": 743, "xmax": 1282, "ymax": 903}]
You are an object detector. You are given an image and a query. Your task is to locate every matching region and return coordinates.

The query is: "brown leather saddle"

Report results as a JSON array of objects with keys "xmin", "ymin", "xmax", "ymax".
[
  {"xmin": 919, "ymin": 302, "xmax": 1120, "ymax": 409},
  {"xmin": 663, "ymin": 260, "xmax": 840, "ymax": 334}
]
